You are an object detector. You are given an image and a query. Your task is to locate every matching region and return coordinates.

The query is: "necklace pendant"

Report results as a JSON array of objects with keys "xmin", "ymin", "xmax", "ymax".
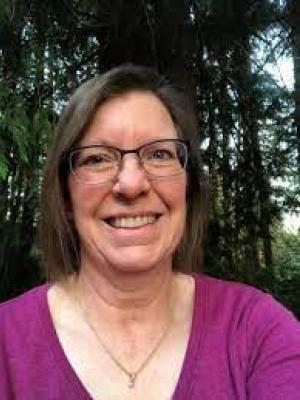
[{"xmin": 128, "ymin": 373, "xmax": 137, "ymax": 388}]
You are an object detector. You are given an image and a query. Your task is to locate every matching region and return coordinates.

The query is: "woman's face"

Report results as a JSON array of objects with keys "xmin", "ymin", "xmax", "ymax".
[{"xmin": 67, "ymin": 91, "xmax": 187, "ymax": 274}]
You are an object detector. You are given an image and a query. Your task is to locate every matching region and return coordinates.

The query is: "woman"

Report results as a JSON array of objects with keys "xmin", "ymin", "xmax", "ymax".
[{"xmin": 0, "ymin": 65, "xmax": 299, "ymax": 400}]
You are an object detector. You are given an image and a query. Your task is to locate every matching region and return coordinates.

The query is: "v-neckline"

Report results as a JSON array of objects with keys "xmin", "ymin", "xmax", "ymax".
[
  {"xmin": 171, "ymin": 274, "xmax": 207, "ymax": 398},
  {"xmin": 37, "ymin": 274, "xmax": 207, "ymax": 399}
]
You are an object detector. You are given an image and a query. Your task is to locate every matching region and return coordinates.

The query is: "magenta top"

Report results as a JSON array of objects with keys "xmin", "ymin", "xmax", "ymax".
[{"xmin": 1, "ymin": 274, "xmax": 300, "ymax": 399}]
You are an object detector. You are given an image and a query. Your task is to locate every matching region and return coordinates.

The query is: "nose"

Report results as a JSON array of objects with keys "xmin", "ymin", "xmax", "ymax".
[{"xmin": 112, "ymin": 154, "xmax": 151, "ymax": 199}]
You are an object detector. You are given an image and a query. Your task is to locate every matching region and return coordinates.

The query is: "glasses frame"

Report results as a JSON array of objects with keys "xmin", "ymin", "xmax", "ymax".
[{"xmin": 66, "ymin": 139, "xmax": 189, "ymax": 184}]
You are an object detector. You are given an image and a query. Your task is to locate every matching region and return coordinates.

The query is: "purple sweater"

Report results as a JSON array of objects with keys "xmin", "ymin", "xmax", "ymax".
[{"xmin": 0, "ymin": 274, "xmax": 300, "ymax": 399}]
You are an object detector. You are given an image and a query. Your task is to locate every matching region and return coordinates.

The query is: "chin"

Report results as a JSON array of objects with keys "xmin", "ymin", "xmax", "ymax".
[{"xmin": 102, "ymin": 246, "xmax": 170, "ymax": 274}]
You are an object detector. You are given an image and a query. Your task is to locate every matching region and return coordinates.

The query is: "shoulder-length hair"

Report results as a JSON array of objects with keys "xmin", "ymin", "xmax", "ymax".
[{"xmin": 39, "ymin": 64, "xmax": 209, "ymax": 281}]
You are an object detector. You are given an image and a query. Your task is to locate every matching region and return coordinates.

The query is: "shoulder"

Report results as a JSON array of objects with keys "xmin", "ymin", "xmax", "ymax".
[
  {"xmin": 193, "ymin": 274, "xmax": 300, "ymax": 397},
  {"xmin": 0, "ymin": 284, "xmax": 48, "ymax": 314},
  {"xmin": 194, "ymin": 273, "xmax": 265, "ymax": 300},
  {"xmin": 0, "ymin": 285, "xmax": 49, "ymax": 340},
  {"xmin": 194, "ymin": 273, "xmax": 300, "ymax": 358},
  {"xmin": 194, "ymin": 273, "xmax": 300, "ymax": 335},
  {"xmin": 194, "ymin": 273, "xmax": 264, "ymax": 316}
]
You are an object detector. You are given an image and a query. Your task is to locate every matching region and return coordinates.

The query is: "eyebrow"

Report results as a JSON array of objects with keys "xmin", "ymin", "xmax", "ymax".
[{"xmin": 79, "ymin": 136, "xmax": 178, "ymax": 148}]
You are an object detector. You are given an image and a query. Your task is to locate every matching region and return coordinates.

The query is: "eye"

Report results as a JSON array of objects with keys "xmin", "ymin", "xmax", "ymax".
[
  {"xmin": 74, "ymin": 149, "xmax": 116, "ymax": 169},
  {"xmin": 81, "ymin": 154, "xmax": 109, "ymax": 166},
  {"xmin": 149, "ymin": 148, "xmax": 174, "ymax": 160}
]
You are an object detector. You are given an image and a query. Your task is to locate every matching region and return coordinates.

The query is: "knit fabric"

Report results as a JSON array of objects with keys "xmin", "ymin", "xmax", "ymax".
[{"xmin": 1, "ymin": 274, "xmax": 299, "ymax": 399}]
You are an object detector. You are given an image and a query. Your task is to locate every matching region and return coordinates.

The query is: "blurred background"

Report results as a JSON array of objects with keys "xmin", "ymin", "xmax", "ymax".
[{"xmin": 0, "ymin": 0, "xmax": 299, "ymax": 317}]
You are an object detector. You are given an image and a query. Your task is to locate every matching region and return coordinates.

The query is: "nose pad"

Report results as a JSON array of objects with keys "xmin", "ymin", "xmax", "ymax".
[{"xmin": 112, "ymin": 155, "xmax": 150, "ymax": 198}]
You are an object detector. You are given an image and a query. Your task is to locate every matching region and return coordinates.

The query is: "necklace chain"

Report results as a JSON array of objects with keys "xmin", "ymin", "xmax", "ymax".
[{"xmin": 75, "ymin": 291, "xmax": 173, "ymax": 389}]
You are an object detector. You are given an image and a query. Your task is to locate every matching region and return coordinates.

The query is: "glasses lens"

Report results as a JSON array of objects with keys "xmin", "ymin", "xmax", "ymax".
[
  {"xmin": 141, "ymin": 140, "xmax": 187, "ymax": 177},
  {"xmin": 70, "ymin": 146, "xmax": 119, "ymax": 184}
]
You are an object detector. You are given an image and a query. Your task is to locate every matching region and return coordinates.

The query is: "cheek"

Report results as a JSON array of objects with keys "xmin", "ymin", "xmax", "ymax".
[
  {"xmin": 67, "ymin": 178, "xmax": 111, "ymax": 217},
  {"xmin": 67, "ymin": 180, "xmax": 85, "ymax": 218},
  {"xmin": 171, "ymin": 179, "xmax": 187, "ymax": 234},
  {"xmin": 156, "ymin": 176, "xmax": 187, "ymax": 213}
]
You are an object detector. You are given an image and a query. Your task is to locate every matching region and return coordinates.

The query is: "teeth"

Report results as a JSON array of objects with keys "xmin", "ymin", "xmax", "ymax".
[{"xmin": 109, "ymin": 215, "xmax": 157, "ymax": 228}]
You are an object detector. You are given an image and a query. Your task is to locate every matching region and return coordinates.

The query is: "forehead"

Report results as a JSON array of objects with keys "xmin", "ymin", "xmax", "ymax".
[{"xmin": 79, "ymin": 90, "xmax": 178, "ymax": 147}]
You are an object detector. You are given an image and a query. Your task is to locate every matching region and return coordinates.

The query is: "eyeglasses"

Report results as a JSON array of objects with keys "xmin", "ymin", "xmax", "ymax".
[{"xmin": 67, "ymin": 139, "xmax": 189, "ymax": 184}]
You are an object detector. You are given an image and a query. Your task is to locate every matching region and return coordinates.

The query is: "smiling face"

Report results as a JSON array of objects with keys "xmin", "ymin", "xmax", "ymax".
[{"xmin": 67, "ymin": 91, "xmax": 187, "ymax": 275}]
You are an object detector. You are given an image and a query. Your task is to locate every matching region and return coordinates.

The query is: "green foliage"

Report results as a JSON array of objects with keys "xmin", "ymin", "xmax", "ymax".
[
  {"xmin": 271, "ymin": 229, "xmax": 300, "ymax": 318},
  {"xmin": 6, "ymin": 102, "xmax": 30, "ymax": 165},
  {"xmin": 0, "ymin": 145, "xmax": 8, "ymax": 180},
  {"xmin": 0, "ymin": 222, "xmax": 42, "ymax": 301},
  {"xmin": 206, "ymin": 227, "xmax": 300, "ymax": 319},
  {"xmin": 274, "ymin": 229, "xmax": 300, "ymax": 279}
]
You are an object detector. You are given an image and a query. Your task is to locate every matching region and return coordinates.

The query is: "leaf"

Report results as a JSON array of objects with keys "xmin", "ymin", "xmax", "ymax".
[
  {"xmin": 0, "ymin": 152, "xmax": 8, "ymax": 180},
  {"xmin": 6, "ymin": 103, "xmax": 30, "ymax": 165}
]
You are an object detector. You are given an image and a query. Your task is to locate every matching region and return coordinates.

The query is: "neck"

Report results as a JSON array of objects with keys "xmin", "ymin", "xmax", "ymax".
[{"xmin": 69, "ymin": 257, "xmax": 176, "ymax": 329}]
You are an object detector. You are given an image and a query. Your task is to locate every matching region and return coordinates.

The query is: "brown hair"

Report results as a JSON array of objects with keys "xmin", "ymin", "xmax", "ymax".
[{"xmin": 39, "ymin": 64, "xmax": 209, "ymax": 281}]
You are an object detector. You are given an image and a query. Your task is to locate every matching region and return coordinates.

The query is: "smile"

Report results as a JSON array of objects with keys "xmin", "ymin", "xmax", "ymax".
[{"xmin": 106, "ymin": 215, "xmax": 159, "ymax": 229}]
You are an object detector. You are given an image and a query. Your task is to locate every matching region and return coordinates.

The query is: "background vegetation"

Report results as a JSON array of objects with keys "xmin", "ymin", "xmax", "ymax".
[{"xmin": 0, "ymin": 0, "xmax": 299, "ymax": 316}]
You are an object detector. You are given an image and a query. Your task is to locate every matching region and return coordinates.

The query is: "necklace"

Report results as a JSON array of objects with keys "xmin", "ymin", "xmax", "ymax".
[{"xmin": 75, "ymin": 291, "xmax": 173, "ymax": 389}]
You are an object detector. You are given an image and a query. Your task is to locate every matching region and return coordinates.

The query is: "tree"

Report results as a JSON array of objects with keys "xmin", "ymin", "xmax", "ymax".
[{"xmin": 287, "ymin": 0, "xmax": 300, "ymax": 176}]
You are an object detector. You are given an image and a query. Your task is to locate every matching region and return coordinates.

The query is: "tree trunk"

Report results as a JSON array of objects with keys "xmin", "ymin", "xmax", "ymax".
[{"xmin": 290, "ymin": 0, "xmax": 300, "ymax": 176}]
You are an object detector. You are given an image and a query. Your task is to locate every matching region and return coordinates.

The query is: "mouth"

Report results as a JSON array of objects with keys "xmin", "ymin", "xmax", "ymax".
[{"xmin": 105, "ymin": 214, "xmax": 160, "ymax": 229}]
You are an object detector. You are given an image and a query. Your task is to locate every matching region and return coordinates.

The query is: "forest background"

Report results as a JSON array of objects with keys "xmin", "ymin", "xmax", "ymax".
[{"xmin": 0, "ymin": 0, "xmax": 299, "ymax": 317}]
